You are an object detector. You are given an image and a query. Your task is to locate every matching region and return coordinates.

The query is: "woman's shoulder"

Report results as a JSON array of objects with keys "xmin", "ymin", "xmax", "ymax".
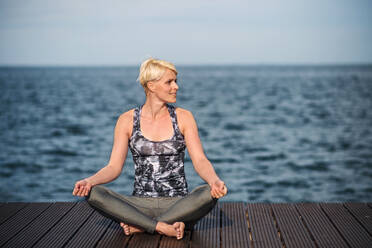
[
  {"xmin": 174, "ymin": 107, "xmax": 197, "ymax": 134},
  {"xmin": 118, "ymin": 108, "xmax": 135, "ymax": 122},
  {"xmin": 174, "ymin": 106, "xmax": 194, "ymax": 120},
  {"xmin": 115, "ymin": 108, "xmax": 136, "ymax": 133}
]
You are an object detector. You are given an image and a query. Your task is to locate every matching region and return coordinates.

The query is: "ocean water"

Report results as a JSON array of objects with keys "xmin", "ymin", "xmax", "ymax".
[{"xmin": 1, "ymin": 65, "xmax": 372, "ymax": 203}]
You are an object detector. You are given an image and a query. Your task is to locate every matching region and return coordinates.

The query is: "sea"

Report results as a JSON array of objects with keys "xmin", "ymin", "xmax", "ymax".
[{"xmin": 1, "ymin": 65, "xmax": 372, "ymax": 203}]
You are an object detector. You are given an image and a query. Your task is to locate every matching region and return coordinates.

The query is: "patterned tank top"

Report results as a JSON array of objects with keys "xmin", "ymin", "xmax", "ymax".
[{"xmin": 129, "ymin": 104, "xmax": 189, "ymax": 197}]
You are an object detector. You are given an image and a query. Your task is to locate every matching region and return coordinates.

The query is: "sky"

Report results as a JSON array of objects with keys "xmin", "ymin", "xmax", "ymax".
[{"xmin": 0, "ymin": 0, "xmax": 371, "ymax": 66}]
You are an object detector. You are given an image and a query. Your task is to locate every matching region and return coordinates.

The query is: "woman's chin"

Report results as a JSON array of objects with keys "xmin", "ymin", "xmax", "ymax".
[{"xmin": 168, "ymin": 97, "xmax": 177, "ymax": 103}]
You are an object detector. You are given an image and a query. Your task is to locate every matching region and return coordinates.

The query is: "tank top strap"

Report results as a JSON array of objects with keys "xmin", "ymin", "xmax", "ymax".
[
  {"xmin": 167, "ymin": 104, "xmax": 182, "ymax": 137},
  {"xmin": 132, "ymin": 106, "xmax": 141, "ymax": 131}
]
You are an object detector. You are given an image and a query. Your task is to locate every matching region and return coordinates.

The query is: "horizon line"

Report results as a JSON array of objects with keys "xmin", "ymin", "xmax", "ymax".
[{"xmin": 1, "ymin": 62, "xmax": 372, "ymax": 68}]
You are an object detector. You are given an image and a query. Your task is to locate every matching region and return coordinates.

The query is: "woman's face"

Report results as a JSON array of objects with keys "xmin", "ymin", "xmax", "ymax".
[{"xmin": 149, "ymin": 69, "xmax": 179, "ymax": 103}]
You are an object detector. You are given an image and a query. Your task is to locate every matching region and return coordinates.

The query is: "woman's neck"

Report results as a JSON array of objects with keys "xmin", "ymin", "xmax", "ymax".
[{"xmin": 142, "ymin": 97, "xmax": 168, "ymax": 120}]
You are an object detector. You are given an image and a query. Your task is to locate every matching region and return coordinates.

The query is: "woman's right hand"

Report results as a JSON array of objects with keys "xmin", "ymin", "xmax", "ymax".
[{"xmin": 72, "ymin": 179, "xmax": 93, "ymax": 197}]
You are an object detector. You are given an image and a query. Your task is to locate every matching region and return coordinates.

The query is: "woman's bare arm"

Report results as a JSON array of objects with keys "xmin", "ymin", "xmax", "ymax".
[
  {"xmin": 73, "ymin": 110, "xmax": 132, "ymax": 196},
  {"xmin": 86, "ymin": 111, "xmax": 132, "ymax": 185},
  {"xmin": 177, "ymin": 108, "xmax": 227, "ymax": 198}
]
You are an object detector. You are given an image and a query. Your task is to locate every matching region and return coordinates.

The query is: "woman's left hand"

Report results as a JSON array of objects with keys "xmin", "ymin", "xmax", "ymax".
[{"xmin": 210, "ymin": 180, "xmax": 228, "ymax": 199}]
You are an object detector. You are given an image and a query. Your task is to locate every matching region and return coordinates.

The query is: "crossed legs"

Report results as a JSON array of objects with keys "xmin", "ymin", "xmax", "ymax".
[{"xmin": 86, "ymin": 184, "xmax": 217, "ymax": 239}]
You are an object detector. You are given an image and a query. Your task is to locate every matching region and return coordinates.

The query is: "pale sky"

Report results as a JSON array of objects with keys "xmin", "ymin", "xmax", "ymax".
[{"xmin": 0, "ymin": 0, "xmax": 371, "ymax": 65}]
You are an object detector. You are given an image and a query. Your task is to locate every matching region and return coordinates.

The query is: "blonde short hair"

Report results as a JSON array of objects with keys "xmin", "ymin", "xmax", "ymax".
[{"xmin": 138, "ymin": 58, "xmax": 177, "ymax": 93}]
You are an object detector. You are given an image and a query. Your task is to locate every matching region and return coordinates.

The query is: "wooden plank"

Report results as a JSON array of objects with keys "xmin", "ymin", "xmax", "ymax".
[
  {"xmin": 271, "ymin": 203, "xmax": 315, "ymax": 248},
  {"xmin": 320, "ymin": 203, "xmax": 372, "ymax": 248},
  {"xmin": 159, "ymin": 231, "xmax": 191, "ymax": 248},
  {"xmin": 33, "ymin": 201, "xmax": 94, "ymax": 248},
  {"xmin": 95, "ymin": 221, "xmax": 132, "ymax": 248},
  {"xmin": 64, "ymin": 209, "xmax": 113, "ymax": 247},
  {"xmin": 221, "ymin": 202, "xmax": 251, "ymax": 248},
  {"xmin": 296, "ymin": 203, "xmax": 348, "ymax": 248},
  {"xmin": 0, "ymin": 202, "xmax": 28, "ymax": 225},
  {"xmin": 246, "ymin": 203, "xmax": 282, "ymax": 248},
  {"xmin": 1, "ymin": 201, "xmax": 372, "ymax": 247},
  {"xmin": 127, "ymin": 233, "xmax": 161, "ymax": 248},
  {"xmin": 4, "ymin": 202, "xmax": 76, "ymax": 248},
  {"xmin": 190, "ymin": 202, "xmax": 220, "ymax": 248},
  {"xmin": 344, "ymin": 203, "xmax": 372, "ymax": 235},
  {"xmin": 0, "ymin": 202, "xmax": 51, "ymax": 247}
]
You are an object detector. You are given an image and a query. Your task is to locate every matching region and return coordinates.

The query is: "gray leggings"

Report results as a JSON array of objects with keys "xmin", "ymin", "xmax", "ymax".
[{"xmin": 86, "ymin": 184, "xmax": 218, "ymax": 234}]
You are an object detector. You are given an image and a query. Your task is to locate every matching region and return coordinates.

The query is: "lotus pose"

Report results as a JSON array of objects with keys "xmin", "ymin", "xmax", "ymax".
[{"xmin": 72, "ymin": 58, "xmax": 227, "ymax": 239}]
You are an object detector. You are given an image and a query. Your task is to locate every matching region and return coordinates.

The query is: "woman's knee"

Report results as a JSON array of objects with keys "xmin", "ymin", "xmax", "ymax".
[
  {"xmin": 191, "ymin": 184, "xmax": 217, "ymax": 204},
  {"xmin": 86, "ymin": 185, "xmax": 107, "ymax": 205},
  {"xmin": 191, "ymin": 184, "xmax": 210, "ymax": 194}
]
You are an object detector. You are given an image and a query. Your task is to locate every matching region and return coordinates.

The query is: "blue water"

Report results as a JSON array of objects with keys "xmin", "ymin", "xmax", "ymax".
[{"xmin": 1, "ymin": 65, "xmax": 372, "ymax": 203}]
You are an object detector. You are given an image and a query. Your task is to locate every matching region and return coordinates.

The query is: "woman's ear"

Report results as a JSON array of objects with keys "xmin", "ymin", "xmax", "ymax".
[{"xmin": 147, "ymin": 81, "xmax": 155, "ymax": 93}]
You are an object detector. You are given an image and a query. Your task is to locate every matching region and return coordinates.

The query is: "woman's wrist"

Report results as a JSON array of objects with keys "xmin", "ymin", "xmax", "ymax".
[
  {"xmin": 85, "ymin": 178, "xmax": 95, "ymax": 186},
  {"xmin": 208, "ymin": 178, "xmax": 221, "ymax": 186}
]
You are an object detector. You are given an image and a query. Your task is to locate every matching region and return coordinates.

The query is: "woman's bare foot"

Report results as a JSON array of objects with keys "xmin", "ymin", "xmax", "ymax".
[
  {"xmin": 120, "ymin": 222, "xmax": 144, "ymax": 235},
  {"xmin": 156, "ymin": 221, "xmax": 185, "ymax": 240}
]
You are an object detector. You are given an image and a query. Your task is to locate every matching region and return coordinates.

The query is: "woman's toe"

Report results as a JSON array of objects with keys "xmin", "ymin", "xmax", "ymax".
[{"xmin": 123, "ymin": 224, "xmax": 131, "ymax": 235}]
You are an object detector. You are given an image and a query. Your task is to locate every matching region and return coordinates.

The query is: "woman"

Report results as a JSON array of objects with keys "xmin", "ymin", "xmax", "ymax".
[{"xmin": 72, "ymin": 58, "xmax": 227, "ymax": 240}]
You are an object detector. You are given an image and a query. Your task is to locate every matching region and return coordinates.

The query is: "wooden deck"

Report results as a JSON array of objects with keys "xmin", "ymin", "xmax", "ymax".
[{"xmin": 0, "ymin": 201, "xmax": 372, "ymax": 248}]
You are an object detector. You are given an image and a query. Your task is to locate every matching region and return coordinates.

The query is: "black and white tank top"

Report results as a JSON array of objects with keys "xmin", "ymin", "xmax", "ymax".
[{"xmin": 129, "ymin": 104, "xmax": 188, "ymax": 197}]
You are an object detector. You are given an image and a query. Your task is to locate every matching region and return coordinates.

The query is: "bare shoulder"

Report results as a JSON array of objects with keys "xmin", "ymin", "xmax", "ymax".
[
  {"xmin": 119, "ymin": 108, "xmax": 135, "ymax": 123},
  {"xmin": 116, "ymin": 109, "xmax": 135, "ymax": 136},
  {"xmin": 175, "ymin": 107, "xmax": 194, "ymax": 121},
  {"xmin": 175, "ymin": 107, "xmax": 197, "ymax": 134}
]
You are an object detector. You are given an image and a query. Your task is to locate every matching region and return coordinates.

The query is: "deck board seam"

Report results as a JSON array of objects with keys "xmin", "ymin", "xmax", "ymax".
[
  {"xmin": 188, "ymin": 229, "xmax": 192, "ymax": 248},
  {"xmin": 33, "ymin": 202, "xmax": 80, "ymax": 248},
  {"xmin": 337, "ymin": 203, "xmax": 372, "ymax": 246},
  {"xmin": 279, "ymin": 204, "xmax": 316, "ymax": 248},
  {"xmin": 13, "ymin": 203, "xmax": 54, "ymax": 246},
  {"xmin": 1, "ymin": 203, "xmax": 52, "ymax": 248},
  {"xmin": 244, "ymin": 203, "xmax": 254, "ymax": 248},
  {"xmin": 125, "ymin": 234, "xmax": 134, "ymax": 248},
  {"xmin": 92, "ymin": 218, "xmax": 114, "ymax": 248},
  {"xmin": 0, "ymin": 202, "xmax": 29, "ymax": 226},
  {"xmin": 157, "ymin": 233, "xmax": 162, "ymax": 248},
  {"xmin": 219, "ymin": 204, "xmax": 222, "ymax": 248},
  {"xmin": 270, "ymin": 204, "xmax": 286, "ymax": 248},
  {"xmin": 61, "ymin": 207, "xmax": 96, "ymax": 248},
  {"xmin": 294, "ymin": 204, "xmax": 320, "ymax": 248},
  {"xmin": 318, "ymin": 203, "xmax": 352, "ymax": 248},
  {"xmin": 30, "ymin": 202, "xmax": 78, "ymax": 248},
  {"xmin": 188, "ymin": 228, "xmax": 193, "ymax": 248},
  {"xmin": 124, "ymin": 231, "xmax": 134, "ymax": 248},
  {"xmin": 240, "ymin": 203, "xmax": 250, "ymax": 246},
  {"xmin": 342, "ymin": 203, "xmax": 372, "ymax": 237}
]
